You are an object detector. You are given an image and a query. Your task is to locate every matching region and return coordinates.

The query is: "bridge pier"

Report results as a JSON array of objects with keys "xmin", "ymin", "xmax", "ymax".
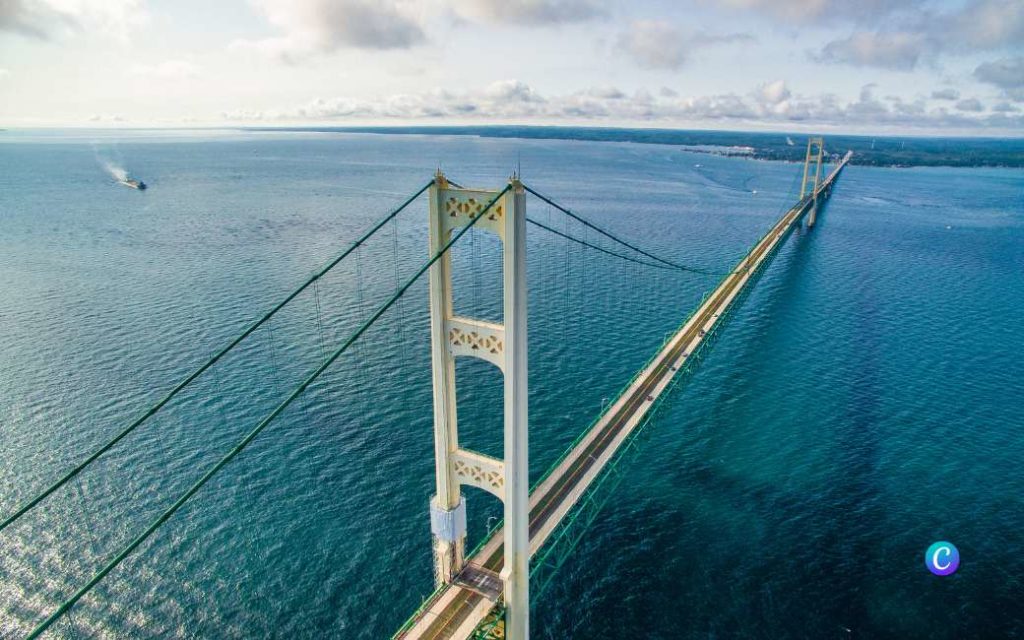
[{"xmin": 430, "ymin": 497, "xmax": 467, "ymax": 585}]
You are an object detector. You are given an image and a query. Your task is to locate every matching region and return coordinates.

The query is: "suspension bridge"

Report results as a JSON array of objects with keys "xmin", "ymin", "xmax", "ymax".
[{"xmin": 1, "ymin": 138, "xmax": 849, "ymax": 639}]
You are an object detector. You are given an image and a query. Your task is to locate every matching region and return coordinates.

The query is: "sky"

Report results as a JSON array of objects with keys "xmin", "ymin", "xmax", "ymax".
[{"xmin": 0, "ymin": 0, "xmax": 1022, "ymax": 134}]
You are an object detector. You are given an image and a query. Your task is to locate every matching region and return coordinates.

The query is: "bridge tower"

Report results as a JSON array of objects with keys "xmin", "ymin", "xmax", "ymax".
[
  {"xmin": 426, "ymin": 171, "xmax": 530, "ymax": 640},
  {"xmin": 800, "ymin": 136, "xmax": 825, "ymax": 228}
]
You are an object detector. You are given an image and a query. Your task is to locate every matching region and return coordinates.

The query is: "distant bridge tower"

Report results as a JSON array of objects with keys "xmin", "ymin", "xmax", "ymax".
[
  {"xmin": 800, "ymin": 136, "xmax": 825, "ymax": 228},
  {"xmin": 426, "ymin": 171, "xmax": 530, "ymax": 640}
]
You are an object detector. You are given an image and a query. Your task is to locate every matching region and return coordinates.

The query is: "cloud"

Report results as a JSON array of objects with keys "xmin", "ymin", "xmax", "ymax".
[
  {"xmin": 222, "ymin": 78, "xmax": 1024, "ymax": 132},
  {"xmin": 842, "ymin": 83, "xmax": 889, "ymax": 119},
  {"xmin": 0, "ymin": 0, "xmax": 60, "ymax": 38},
  {"xmin": 0, "ymin": 0, "xmax": 144, "ymax": 42},
  {"xmin": 886, "ymin": 95, "xmax": 927, "ymax": 116},
  {"xmin": 974, "ymin": 56, "xmax": 1024, "ymax": 100},
  {"xmin": 730, "ymin": 0, "xmax": 1022, "ymax": 72},
  {"xmin": 234, "ymin": 0, "xmax": 425, "ymax": 61},
  {"xmin": 816, "ymin": 31, "xmax": 926, "ymax": 70},
  {"xmin": 938, "ymin": 0, "xmax": 1024, "ymax": 51},
  {"xmin": 484, "ymin": 79, "xmax": 545, "ymax": 103},
  {"xmin": 236, "ymin": 0, "xmax": 607, "ymax": 60},
  {"xmin": 931, "ymin": 88, "xmax": 959, "ymax": 100},
  {"xmin": 0, "ymin": 68, "xmax": 9, "ymax": 79},
  {"xmin": 617, "ymin": 21, "xmax": 754, "ymax": 70},
  {"xmin": 757, "ymin": 80, "xmax": 791, "ymax": 105},
  {"xmin": 587, "ymin": 86, "xmax": 626, "ymax": 100},
  {"xmin": 708, "ymin": 0, "xmax": 917, "ymax": 25},
  {"xmin": 691, "ymin": 31, "xmax": 757, "ymax": 46},
  {"xmin": 129, "ymin": 60, "xmax": 200, "ymax": 80},
  {"xmin": 955, "ymin": 98, "xmax": 984, "ymax": 112},
  {"xmin": 712, "ymin": 0, "xmax": 1021, "ymax": 47},
  {"xmin": 617, "ymin": 21, "xmax": 690, "ymax": 70},
  {"xmin": 450, "ymin": 0, "xmax": 603, "ymax": 25}
]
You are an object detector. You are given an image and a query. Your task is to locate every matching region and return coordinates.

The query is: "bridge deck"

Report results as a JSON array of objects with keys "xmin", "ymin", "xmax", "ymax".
[{"xmin": 396, "ymin": 152, "xmax": 852, "ymax": 640}]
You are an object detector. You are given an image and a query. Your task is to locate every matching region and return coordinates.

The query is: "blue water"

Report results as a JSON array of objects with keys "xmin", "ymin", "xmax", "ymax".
[{"xmin": 1, "ymin": 130, "xmax": 1022, "ymax": 639}]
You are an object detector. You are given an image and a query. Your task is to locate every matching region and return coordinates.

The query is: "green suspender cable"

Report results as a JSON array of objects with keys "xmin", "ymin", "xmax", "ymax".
[
  {"xmin": 25, "ymin": 184, "xmax": 511, "ymax": 640},
  {"xmin": 522, "ymin": 183, "xmax": 725, "ymax": 276},
  {"xmin": 0, "ymin": 180, "xmax": 433, "ymax": 535}
]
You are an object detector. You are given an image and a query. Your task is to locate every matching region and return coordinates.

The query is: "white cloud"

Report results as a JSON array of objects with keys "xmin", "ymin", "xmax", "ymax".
[
  {"xmin": 708, "ymin": 0, "xmax": 917, "ymax": 25},
  {"xmin": 617, "ymin": 21, "xmax": 754, "ymax": 70},
  {"xmin": 450, "ymin": 0, "xmax": 603, "ymax": 25},
  {"xmin": 955, "ymin": 98, "xmax": 984, "ymax": 112},
  {"xmin": 0, "ymin": 68, "xmax": 9, "ymax": 78},
  {"xmin": 0, "ymin": 0, "xmax": 58, "ymax": 38},
  {"xmin": 617, "ymin": 21, "xmax": 690, "ymax": 70},
  {"xmin": 816, "ymin": 32, "xmax": 926, "ymax": 70},
  {"xmin": 235, "ymin": 0, "xmax": 607, "ymax": 62},
  {"xmin": 484, "ymin": 79, "xmax": 545, "ymax": 103},
  {"xmin": 931, "ymin": 88, "xmax": 959, "ymax": 101},
  {"xmin": 691, "ymin": 31, "xmax": 757, "ymax": 47},
  {"xmin": 0, "ymin": 0, "xmax": 145, "ymax": 42},
  {"xmin": 974, "ymin": 56, "xmax": 1024, "ymax": 101},
  {"xmin": 716, "ymin": 0, "xmax": 1021, "ymax": 74},
  {"xmin": 222, "ymin": 79, "xmax": 1024, "ymax": 132},
  {"xmin": 757, "ymin": 80, "xmax": 791, "ymax": 105},
  {"xmin": 587, "ymin": 86, "xmax": 626, "ymax": 100},
  {"xmin": 939, "ymin": 0, "xmax": 1024, "ymax": 51},
  {"xmin": 129, "ymin": 60, "xmax": 200, "ymax": 80},
  {"xmin": 886, "ymin": 95, "xmax": 927, "ymax": 116},
  {"xmin": 712, "ymin": 0, "xmax": 1020, "ymax": 50},
  {"xmin": 233, "ymin": 0, "xmax": 426, "ymax": 62}
]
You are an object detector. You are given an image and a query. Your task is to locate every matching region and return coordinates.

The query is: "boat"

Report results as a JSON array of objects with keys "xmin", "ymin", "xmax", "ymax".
[{"xmin": 119, "ymin": 177, "xmax": 146, "ymax": 189}]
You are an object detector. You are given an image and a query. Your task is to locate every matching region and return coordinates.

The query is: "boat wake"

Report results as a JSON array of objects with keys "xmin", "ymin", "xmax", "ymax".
[
  {"xmin": 95, "ymin": 145, "xmax": 146, "ymax": 190},
  {"xmin": 102, "ymin": 160, "xmax": 129, "ymax": 183},
  {"xmin": 106, "ymin": 161, "xmax": 147, "ymax": 190}
]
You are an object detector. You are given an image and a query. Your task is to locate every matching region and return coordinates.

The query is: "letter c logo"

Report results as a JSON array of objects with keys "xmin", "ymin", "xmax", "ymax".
[{"xmin": 925, "ymin": 541, "xmax": 959, "ymax": 576}]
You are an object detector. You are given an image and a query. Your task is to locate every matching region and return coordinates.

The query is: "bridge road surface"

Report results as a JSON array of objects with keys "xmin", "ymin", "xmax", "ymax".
[{"xmin": 396, "ymin": 152, "xmax": 852, "ymax": 640}]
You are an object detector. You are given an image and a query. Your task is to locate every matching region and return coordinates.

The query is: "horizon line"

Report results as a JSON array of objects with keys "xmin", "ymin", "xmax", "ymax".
[{"xmin": 2, "ymin": 123, "xmax": 1023, "ymax": 140}]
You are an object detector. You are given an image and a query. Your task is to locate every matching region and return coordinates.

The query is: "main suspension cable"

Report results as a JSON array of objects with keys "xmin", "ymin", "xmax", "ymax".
[
  {"xmin": 526, "ymin": 217, "xmax": 679, "ymax": 271},
  {"xmin": 0, "ymin": 180, "xmax": 434, "ymax": 535},
  {"xmin": 446, "ymin": 178, "xmax": 725, "ymax": 276},
  {"xmin": 522, "ymin": 183, "xmax": 726, "ymax": 276},
  {"xmin": 25, "ymin": 183, "xmax": 511, "ymax": 640}
]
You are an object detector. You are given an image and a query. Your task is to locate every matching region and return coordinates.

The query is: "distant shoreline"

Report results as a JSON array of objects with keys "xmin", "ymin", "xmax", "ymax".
[
  {"xmin": 242, "ymin": 125, "xmax": 1024, "ymax": 169},
  {"xmin": 2, "ymin": 125, "xmax": 1020, "ymax": 168}
]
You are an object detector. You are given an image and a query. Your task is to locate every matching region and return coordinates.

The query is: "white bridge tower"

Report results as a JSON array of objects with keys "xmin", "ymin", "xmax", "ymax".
[
  {"xmin": 426, "ymin": 172, "xmax": 530, "ymax": 640},
  {"xmin": 800, "ymin": 136, "xmax": 825, "ymax": 228}
]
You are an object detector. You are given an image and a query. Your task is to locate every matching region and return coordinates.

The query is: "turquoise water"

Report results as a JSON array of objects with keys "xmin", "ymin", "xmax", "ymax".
[{"xmin": 1, "ymin": 130, "xmax": 1022, "ymax": 638}]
